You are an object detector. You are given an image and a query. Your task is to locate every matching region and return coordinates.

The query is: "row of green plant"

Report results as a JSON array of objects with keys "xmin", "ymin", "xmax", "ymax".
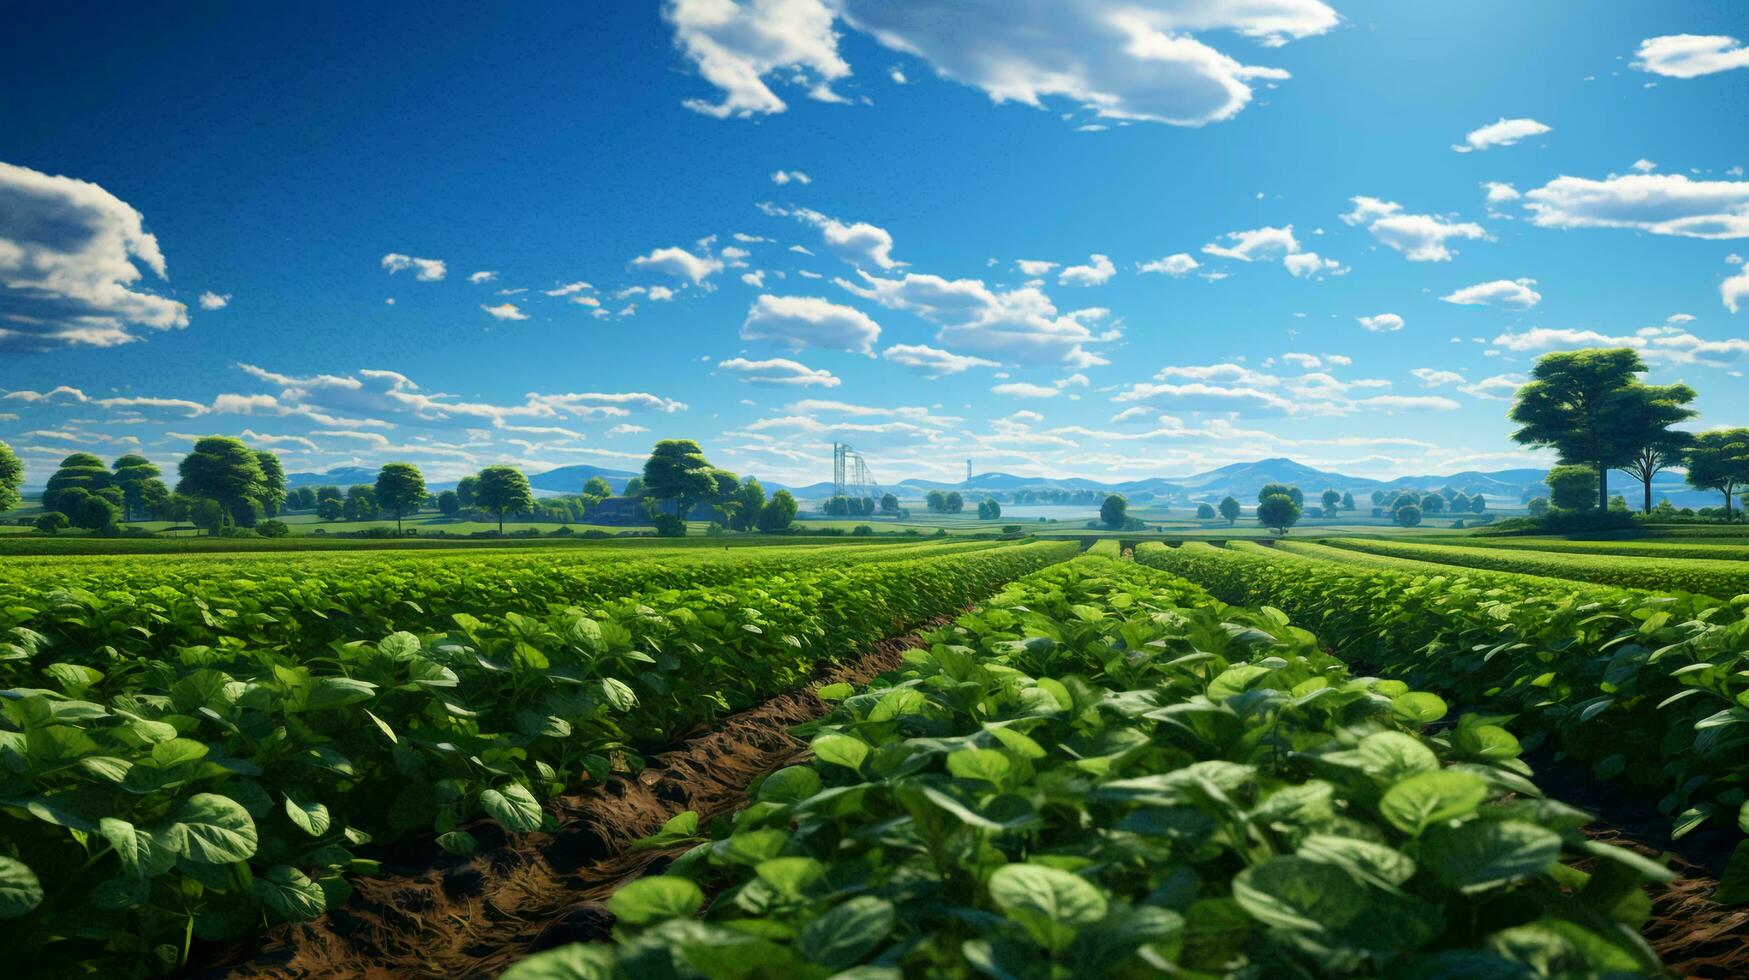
[
  {"xmin": 1322, "ymin": 537, "xmax": 1749, "ymax": 599},
  {"xmin": 0, "ymin": 539, "xmax": 1010, "ymax": 671},
  {"xmin": 1134, "ymin": 541, "xmax": 1749, "ymax": 885},
  {"xmin": 1431, "ymin": 535, "xmax": 1749, "ymax": 563},
  {"xmin": 503, "ymin": 555, "xmax": 1673, "ymax": 979},
  {"xmin": 1261, "ymin": 540, "xmax": 1623, "ymax": 593},
  {"xmin": 0, "ymin": 539, "xmax": 1076, "ymax": 974}
]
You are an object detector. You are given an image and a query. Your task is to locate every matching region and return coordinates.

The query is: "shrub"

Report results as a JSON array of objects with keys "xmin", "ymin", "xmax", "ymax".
[{"xmin": 255, "ymin": 520, "xmax": 290, "ymax": 538}]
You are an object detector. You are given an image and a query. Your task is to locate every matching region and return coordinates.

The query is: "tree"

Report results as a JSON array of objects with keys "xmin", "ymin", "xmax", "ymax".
[
  {"xmin": 1420, "ymin": 493, "xmax": 1446, "ymax": 515},
  {"xmin": 255, "ymin": 451, "xmax": 287, "ymax": 516},
  {"xmin": 1469, "ymin": 494, "xmax": 1487, "ymax": 514},
  {"xmin": 317, "ymin": 498, "xmax": 344, "ymax": 521},
  {"xmin": 1686, "ymin": 428, "xmax": 1749, "ymax": 519},
  {"xmin": 982, "ymin": 498, "xmax": 1001, "ymax": 519},
  {"xmin": 1527, "ymin": 497, "xmax": 1549, "ymax": 517},
  {"xmin": 475, "ymin": 465, "xmax": 533, "ymax": 532},
  {"xmin": 1257, "ymin": 493, "xmax": 1300, "ymax": 535},
  {"xmin": 0, "ymin": 440, "xmax": 22, "ymax": 513},
  {"xmin": 1257, "ymin": 483, "xmax": 1293, "ymax": 506},
  {"xmin": 1510, "ymin": 348, "xmax": 1673, "ymax": 512},
  {"xmin": 1320, "ymin": 489, "xmax": 1341, "ymax": 514},
  {"xmin": 437, "ymin": 489, "xmax": 461, "ymax": 518},
  {"xmin": 1100, "ymin": 494, "xmax": 1128, "ymax": 529},
  {"xmin": 642, "ymin": 440, "xmax": 723, "ymax": 534},
  {"xmin": 1196, "ymin": 502, "xmax": 1217, "ymax": 520},
  {"xmin": 582, "ymin": 476, "xmax": 613, "ymax": 501},
  {"xmin": 343, "ymin": 485, "xmax": 379, "ymax": 521},
  {"xmin": 1449, "ymin": 492, "xmax": 1470, "ymax": 514},
  {"xmin": 1546, "ymin": 464, "xmax": 1599, "ymax": 512},
  {"xmin": 190, "ymin": 497, "xmax": 227, "ymax": 536},
  {"xmin": 177, "ymin": 437, "xmax": 267, "ymax": 527},
  {"xmin": 1341, "ymin": 492, "xmax": 1355, "ymax": 512},
  {"xmin": 945, "ymin": 491, "xmax": 964, "ymax": 513},
  {"xmin": 823, "ymin": 495, "xmax": 852, "ymax": 516},
  {"xmin": 1393, "ymin": 503, "xmax": 1423, "ymax": 528},
  {"xmin": 1619, "ymin": 388, "xmax": 1698, "ymax": 512},
  {"xmin": 758, "ymin": 489, "xmax": 798, "ymax": 531},
  {"xmin": 1218, "ymin": 496, "xmax": 1240, "ymax": 525},
  {"xmin": 44, "ymin": 453, "xmax": 112, "ymax": 516},
  {"xmin": 926, "ymin": 490, "xmax": 947, "ymax": 513},
  {"xmin": 623, "ymin": 476, "xmax": 644, "ymax": 498},
  {"xmin": 74, "ymin": 494, "xmax": 121, "ymax": 531},
  {"xmin": 34, "ymin": 511, "xmax": 69, "ymax": 534},
  {"xmin": 375, "ymin": 462, "xmax": 427, "ymax": 533},
  {"xmin": 880, "ymin": 492, "xmax": 899, "ymax": 515},
  {"xmin": 730, "ymin": 477, "xmax": 766, "ymax": 531},
  {"xmin": 456, "ymin": 476, "xmax": 479, "ymax": 509}
]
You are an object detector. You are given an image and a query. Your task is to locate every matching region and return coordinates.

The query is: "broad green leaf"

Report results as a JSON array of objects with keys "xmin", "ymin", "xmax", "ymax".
[
  {"xmin": 947, "ymin": 747, "xmax": 1010, "ymax": 786},
  {"xmin": 1379, "ymin": 770, "xmax": 1488, "ymax": 835},
  {"xmin": 600, "ymin": 678, "xmax": 637, "ymax": 711},
  {"xmin": 634, "ymin": 810, "xmax": 704, "ymax": 850},
  {"xmin": 795, "ymin": 896, "xmax": 895, "ymax": 969},
  {"xmin": 284, "ymin": 796, "xmax": 332, "ymax": 837},
  {"xmin": 437, "ymin": 830, "xmax": 477, "ymax": 855},
  {"xmin": 1356, "ymin": 731, "xmax": 1438, "ymax": 783},
  {"xmin": 1390, "ymin": 692, "xmax": 1448, "ymax": 724},
  {"xmin": 756, "ymin": 857, "xmax": 825, "ymax": 898},
  {"xmin": 1455, "ymin": 724, "xmax": 1522, "ymax": 761},
  {"xmin": 1233, "ymin": 856, "xmax": 1369, "ymax": 934},
  {"xmin": 812, "ymin": 733, "xmax": 869, "ymax": 772},
  {"xmin": 814, "ymin": 682, "xmax": 853, "ymax": 702},
  {"xmin": 0, "ymin": 858, "xmax": 43, "ymax": 918},
  {"xmin": 606, "ymin": 876, "xmax": 704, "ymax": 925},
  {"xmin": 481, "ymin": 784, "xmax": 544, "ymax": 833},
  {"xmin": 987, "ymin": 863, "xmax": 1107, "ymax": 952},
  {"xmin": 756, "ymin": 766, "xmax": 822, "ymax": 805},
  {"xmin": 159, "ymin": 793, "xmax": 259, "ymax": 865},
  {"xmin": 1423, "ymin": 820, "xmax": 1563, "ymax": 893},
  {"xmin": 1486, "ymin": 918, "xmax": 1644, "ymax": 974},
  {"xmin": 500, "ymin": 943, "xmax": 618, "ymax": 980},
  {"xmin": 253, "ymin": 865, "xmax": 327, "ymax": 921}
]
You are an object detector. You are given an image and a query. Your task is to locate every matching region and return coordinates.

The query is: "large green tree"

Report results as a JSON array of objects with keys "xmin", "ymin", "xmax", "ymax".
[
  {"xmin": 1613, "ymin": 383, "xmax": 1698, "ymax": 513},
  {"xmin": 1509, "ymin": 348, "xmax": 1681, "ymax": 512},
  {"xmin": 582, "ymin": 476, "xmax": 612, "ymax": 501},
  {"xmin": 1320, "ymin": 489, "xmax": 1340, "ymax": 514},
  {"xmin": 255, "ymin": 451, "xmax": 287, "ymax": 516},
  {"xmin": 1100, "ymin": 494, "xmax": 1128, "ymax": 529},
  {"xmin": 177, "ymin": 437, "xmax": 268, "ymax": 527},
  {"xmin": 475, "ymin": 465, "xmax": 533, "ymax": 532},
  {"xmin": 374, "ymin": 462, "xmax": 427, "ymax": 533},
  {"xmin": 1546, "ymin": 464, "xmax": 1599, "ymax": 512},
  {"xmin": 111, "ymin": 454, "xmax": 167, "ymax": 521},
  {"xmin": 1257, "ymin": 493, "xmax": 1301, "ymax": 535},
  {"xmin": 641, "ymin": 440, "xmax": 729, "ymax": 535},
  {"xmin": 0, "ymin": 439, "xmax": 23, "ymax": 513},
  {"xmin": 1218, "ymin": 496, "xmax": 1240, "ymax": 525},
  {"xmin": 343, "ymin": 485, "xmax": 378, "ymax": 521},
  {"xmin": 44, "ymin": 453, "xmax": 112, "ymax": 516},
  {"xmin": 1685, "ymin": 428, "xmax": 1749, "ymax": 519},
  {"xmin": 757, "ymin": 488, "xmax": 798, "ymax": 531}
]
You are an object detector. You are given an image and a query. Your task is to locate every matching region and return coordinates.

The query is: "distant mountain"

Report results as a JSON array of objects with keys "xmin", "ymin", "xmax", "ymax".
[
  {"xmin": 284, "ymin": 466, "xmax": 379, "ymax": 488},
  {"xmin": 524, "ymin": 464, "xmax": 639, "ymax": 494}
]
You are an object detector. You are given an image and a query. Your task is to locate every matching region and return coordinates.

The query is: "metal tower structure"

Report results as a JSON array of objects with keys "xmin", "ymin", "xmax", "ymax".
[{"xmin": 833, "ymin": 443, "xmax": 879, "ymax": 499}]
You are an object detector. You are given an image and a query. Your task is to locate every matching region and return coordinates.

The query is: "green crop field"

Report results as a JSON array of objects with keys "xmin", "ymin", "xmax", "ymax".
[{"xmin": 1317, "ymin": 536, "xmax": 1749, "ymax": 598}]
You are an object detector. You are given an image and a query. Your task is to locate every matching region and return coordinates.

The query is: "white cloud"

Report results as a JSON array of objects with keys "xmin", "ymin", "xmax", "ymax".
[
  {"xmin": 382, "ymin": 253, "xmax": 446, "ymax": 281},
  {"xmin": 1441, "ymin": 278, "xmax": 1542, "ymax": 309},
  {"xmin": 1156, "ymin": 362, "xmax": 1280, "ymax": 386},
  {"xmin": 785, "ymin": 207, "xmax": 901, "ymax": 270},
  {"xmin": 992, "ymin": 382, "xmax": 1060, "ymax": 398},
  {"xmin": 1283, "ymin": 251, "xmax": 1342, "ymax": 278},
  {"xmin": 662, "ymin": 0, "xmax": 849, "ymax": 117},
  {"xmin": 545, "ymin": 281, "xmax": 593, "ymax": 296},
  {"xmin": 1137, "ymin": 253, "xmax": 1199, "ymax": 276},
  {"xmin": 1632, "ymin": 35, "xmax": 1749, "ymax": 78},
  {"xmin": 1522, "ymin": 173, "xmax": 1749, "ymax": 239},
  {"xmin": 1282, "ymin": 352, "xmax": 1321, "ymax": 369},
  {"xmin": 1202, "ymin": 225, "xmax": 1298, "ymax": 262},
  {"xmin": 1451, "ymin": 117, "xmax": 1550, "ymax": 153},
  {"xmin": 1057, "ymin": 253, "xmax": 1115, "ymax": 286},
  {"xmin": 468, "ymin": 270, "xmax": 499, "ymax": 284},
  {"xmin": 741, "ymin": 270, "xmax": 765, "ymax": 288},
  {"xmin": 842, "ymin": 270, "xmax": 1102, "ymax": 365},
  {"xmin": 1411, "ymin": 367, "xmax": 1464, "ymax": 387},
  {"xmin": 1016, "ymin": 259, "xmax": 1059, "ymax": 276},
  {"xmin": 1457, "ymin": 374, "xmax": 1526, "ymax": 400},
  {"xmin": 1483, "ymin": 181, "xmax": 1521, "ymax": 204},
  {"xmin": 1353, "ymin": 394, "xmax": 1460, "ymax": 412},
  {"xmin": 607, "ymin": 423, "xmax": 649, "ymax": 436},
  {"xmin": 664, "ymin": 0, "xmax": 1339, "ymax": 128},
  {"xmin": 740, "ymin": 293, "xmax": 881, "ymax": 354},
  {"xmin": 1112, "ymin": 380, "xmax": 1298, "ymax": 415},
  {"xmin": 1631, "ymin": 159, "xmax": 1657, "ymax": 174},
  {"xmin": 198, "ymin": 291, "xmax": 230, "ymax": 310},
  {"xmin": 717, "ymin": 356, "xmax": 842, "ymax": 387},
  {"xmin": 1356, "ymin": 313, "xmax": 1405, "ymax": 332},
  {"xmin": 1725, "ymin": 266, "xmax": 1749, "ymax": 313},
  {"xmin": 482, "ymin": 302, "xmax": 528, "ymax": 321},
  {"xmin": 631, "ymin": 245, "xmax": 725, "ymax": 282},
  {"xmin": 0, "ymin": 161, "xmax": 189, "ymax": 351},
  {"xmin": 881, "ymin": 343, "xmax": 1000, "ymax": 377},
  {"xmin": 1341, "ymin": 197, "xmax": 1487, "ymax": 261},
  {"xmin": 771, "ymin": 169, "xmax": 813, "ymax": 185}
]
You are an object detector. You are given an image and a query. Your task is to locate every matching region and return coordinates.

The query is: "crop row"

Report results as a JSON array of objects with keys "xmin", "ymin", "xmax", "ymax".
[
  {"xmin": 1135, "ymin": 542, "xmax": 1749, "ymax": 868},
  {"xmin": 1447, "ymin": 535, "xmax": 1749, "ymax": 562},
  {"xmin": 1258, "ymin": 540, "xmax": 1621, "ymax": 594},
  {"xmin": 503, "ymin": 555, "xmax": 1671, "ymax": 978},
  {"xmin": 0, "ymin": 538, "xmax": 1008, "ymax": 679},
  {"xmin": 1319, "ymin": 537, "xmax": 1749, "ymax": 599},
  {"xmin": 0, "ymin": 539, "xmax": 1076, "ymax": 975}
]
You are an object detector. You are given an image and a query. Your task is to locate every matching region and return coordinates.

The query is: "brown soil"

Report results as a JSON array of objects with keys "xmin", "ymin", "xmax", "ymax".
[{"xmin": 195, "ymin": 621, "xmax": 942, "ymax": 979}]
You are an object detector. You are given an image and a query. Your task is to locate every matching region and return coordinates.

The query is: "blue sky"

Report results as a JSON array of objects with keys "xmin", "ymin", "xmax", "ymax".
[{"xmin": 2, "ymin": 1, "xmax": 1747, "ymax": 488}]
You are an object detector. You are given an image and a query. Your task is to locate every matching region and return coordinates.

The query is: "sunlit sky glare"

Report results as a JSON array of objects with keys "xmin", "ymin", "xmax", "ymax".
[{"xmin": 2, "ymin": 1, "xmax": 1747, "ymax": 487}]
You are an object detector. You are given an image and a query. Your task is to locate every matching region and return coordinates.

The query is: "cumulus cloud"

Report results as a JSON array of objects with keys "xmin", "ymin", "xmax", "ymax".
[
  {"xmin": 663, "ymin": 0, "xmax": 1338, "ymax": 127},
  {"xmin": 1451, "ymin": 117, "xmax": 1550, "ymax": 153},
  {"xmin": 631, "ymin": 245, "xmax": 726, "ymax": 282},
  {"xmin": 0, "ymin": 160, "xmax": 190, "ymax": 351},
  {"xmin": 717, "ymin": 356, "xmax": 841, "ymax": 386},
  {"xmin": 771, "ymin": 169, "xmax": 812, "ymax": 185},
  {"xmin": 1057, "ymin": 254, "xmax": 1115, "ymax": 286},
  {"xmin": 382, "ymin": 253, "xmax": 446, "ymax": 281},
  {"xmin": 1283, "ymin": 251, "xmax": 1342, "ymax": 277},
  {"xmin": 482, "ymin": 302, "xmax": 528, "ymax": 321},
  {"xmin": 740, "ymin": 293, "xmax": 881, "ymax": 353},
  {"xmin": 1202, "ymin": 225, "xmax": 1299, "ymax": 261},
  {"xmin": 1156, "ymin": 362, "xmax": 1280, "ymax": 386},
  {"xmin": 1137, "ymin": 253, "xmax": 1200, "ymax": 276},
  {"xmin": 198, "ymin": 292, "xmax": 230, "ymax": 310},
  {"xmin": 1112, "ymin": 380, "xmax": 1298, "ymax": 415},
  {"xmin": 1725, "ymin": 266, "xmax": 1749, "ymax": 313},
  {"xmin": 881, "ymin": 343, "xmax": 1000, "ymax": 377},
  {"xmin": 781, "ymin": 207, "xmax": 902, "ymax": 270},
  {"xmin": 1341, "ymin": 197, "xmax": 1487, "ymax": 261},
  {"xmin": 992, "ymin": 382, "xmax": 1060, "ymax": 398},
  {"xmin": 1632, "ymin": 35, "xmax": 1749, "ymax": 78},
  {"xmin": 1483, "ymin": 181, "xmax": 1521, "ymax": 204},
  {"xmin": 1457, "ymin": 374, "xmax": 1526, "ymax": 400},
  {"xmin": 1356, "ymin": 313, "xmax": 1404, "ymax": 332},
  {"xmin": 841, "ymin": 269, "xmax": 1104, "ymax": 365},
  {"xmin": 1441, "ymin": 278, "xmax": 1542, "ymax": 309},
  {"xmin": 1521, "ymin": 173, "xmax": 1749, "ymax": 239},
  {"xmin": 468, "ymin": 270, "xmax": 499, "ymax": 284},
  {"xmin": 1410, "ymin": 367, "xmax": 1464, "ymax": 387},
  {"xmin": 1015, "ymin": 259, "xmax": 1059, "ymax": 276}
]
